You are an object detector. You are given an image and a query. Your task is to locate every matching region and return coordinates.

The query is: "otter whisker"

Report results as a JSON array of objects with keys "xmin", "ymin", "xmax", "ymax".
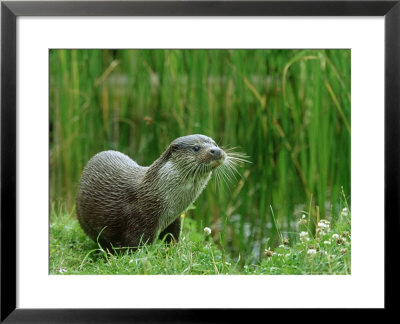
[
  {"xmin": 225, "ymin": 160, "xmax": 243, "ymax": 178},
  {"xmin": 225, "ymin": 157, "xmax": 241, "ymax": 172},
  {"xmin": 217, "ymin": 160, "xmax": 238, "ymax": 183},
  {"xmin": 222, "ymin": 146, "xmax": 240, "ymax": 153},
  {"xmin": 226, "ymin": 154, "xmax": 251, "ymax": 164},
  {"xmin": 212, "ymin": 169, "xmax": 220, "ymax": 190},
  {"xmin": 214, "ymin": 167, "xmax": 231, "ymax": 187},
  {"xmin": 227, "ymin": 158, "xmax": 251, "ymax": 166},
  {"xmin": 178, "ymin": 159, "xmax": 198, "ymax": 183},
  {"xmin": 225, "ymin": 150, "xmax": 249, "ymax": 156},
  {"xmin": 220, "ymin": 167, "xmax": 237, "ymax": 184},
  {"xmin": 211, "ymin": 151, "xmax": 251, "ymax": 187},
  {"xmin": 182, "ymin": 166, "xmax": 197, "ymax": 184}
]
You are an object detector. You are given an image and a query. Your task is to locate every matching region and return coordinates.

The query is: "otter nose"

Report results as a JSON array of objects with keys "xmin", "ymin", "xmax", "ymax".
[{"xmin": 209, "ymin": 148, "xmax": 222, "ymax": 159}]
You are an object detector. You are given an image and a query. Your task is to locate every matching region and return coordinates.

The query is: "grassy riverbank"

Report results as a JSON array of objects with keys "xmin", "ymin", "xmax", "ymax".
[{"xmin": 50, "ymin": 197, "xmax": 351, "ymax": 275}]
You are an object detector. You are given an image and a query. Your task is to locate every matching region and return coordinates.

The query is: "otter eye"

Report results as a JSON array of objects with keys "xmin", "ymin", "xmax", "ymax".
[{"xmin": 192, "ymin": 145, "xmax": 200, "ymax": 152}]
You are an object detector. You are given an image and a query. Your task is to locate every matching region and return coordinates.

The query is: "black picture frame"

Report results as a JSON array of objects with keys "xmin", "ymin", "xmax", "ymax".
[{"xmin": 1, "ymin": 0, "xmax": 398, "ymax": 321}]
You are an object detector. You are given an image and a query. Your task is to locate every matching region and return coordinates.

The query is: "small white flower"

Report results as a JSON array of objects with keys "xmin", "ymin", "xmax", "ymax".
[
  {"xmin": 332, "ymin": 233, "xmax": 340, "ymax": 240},
  {"xmin": 302, "ymin": 214, "xmax": 306, "ymax": 219},
  {"xmin": 300, "ymin": 231, "xmax": 308, "ymax": 238},
  {"xmin": 318, "ymin": 222, "xmax": 328, "ymax": 229},
  {"xmin": 203, "ymin": 227, "xmax": 212, "ymax": 236},
  {"xmin": 299, "ymin": 231, "xmax": 310, "ymax": 242},
  {"xmin": 323, "ymin": 241, "xmax": 331, "ymax": 245},
  {"xmin": 307, "ymin": 249, "xmax": 317, "ymax": 255}
]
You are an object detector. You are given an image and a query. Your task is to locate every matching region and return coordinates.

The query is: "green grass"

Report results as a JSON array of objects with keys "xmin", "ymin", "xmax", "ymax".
[
  {"xmin": 50, "ymin": 206, "xmax": 239, "ymax": 275},
  {"xmin": 50, "ymin": 195, "xmax": 351, "ymax": 275},
  {"xmin": 50, "ymin": 49, "xmax": 351, "ymax": 264}
]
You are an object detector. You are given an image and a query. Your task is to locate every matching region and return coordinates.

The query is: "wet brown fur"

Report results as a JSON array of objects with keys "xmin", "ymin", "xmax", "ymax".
[{"xmin": 76, "ymin": 134, "xmax": 225, "ymax": 250}]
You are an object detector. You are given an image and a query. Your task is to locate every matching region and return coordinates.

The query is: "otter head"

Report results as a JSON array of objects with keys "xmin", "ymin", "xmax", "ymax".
[
  {"xmin": 164, "ymin": 134, "xmax": 226, "ymax": 176},
  {"xmin": 149, "ymin": 134, "xmax": 248, "ymax": 189}
]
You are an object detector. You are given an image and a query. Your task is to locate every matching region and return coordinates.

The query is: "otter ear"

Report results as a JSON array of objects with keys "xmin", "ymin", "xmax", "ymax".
[
  {"xmin": 164, "ymin": 143, "xmax": 179, "ymax": 160},
  {"xmin": 169, "ymin": 143, "xmax": 181, "ymax": 152}
]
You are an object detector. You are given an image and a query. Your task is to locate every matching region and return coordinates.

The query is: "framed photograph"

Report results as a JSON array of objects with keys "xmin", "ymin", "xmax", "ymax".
[{"xmin": 1, "ymin": 0, "xmax": 398, "ymax": 321}]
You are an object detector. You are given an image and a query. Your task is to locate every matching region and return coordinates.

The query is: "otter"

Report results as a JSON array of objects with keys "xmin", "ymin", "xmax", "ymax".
[{"xmin": 76, "ymin": 134, "xmax": 243, "ymax": 250}]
